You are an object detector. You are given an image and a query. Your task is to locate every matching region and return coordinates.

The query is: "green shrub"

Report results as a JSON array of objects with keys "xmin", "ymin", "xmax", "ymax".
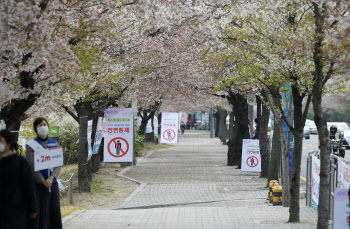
[
  {"xmin": 57, "ymin": 118, "xmax": 79, "ymax": 164},
  {"xmin": 134, "ymin": 125, "xmax": 144, "ymax": 157}
]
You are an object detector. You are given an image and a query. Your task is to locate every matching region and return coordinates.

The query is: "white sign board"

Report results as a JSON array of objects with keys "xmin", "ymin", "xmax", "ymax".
[
  {"xmin": 333, "ymin": 188, "xmax": 350, "ymax": 229},
  {"xmin": 28, "ymin": 140, "xmax": 63, "ymax": 171},
  {"xmin": 241, "ymin": 139, "xmax": 261, "ymax": 172},
  {"xmin": 337, "ymin": 159, "xmax": 350, "ymax": 189},
  {"xmin": 87, "ymin": 120, "xmax": 93, "ymax": 160},
  {"xmin": 93, "ymin": 117, "xmax": 104, "ymax": 154},
  {"xmin": 160, "ymin": 113, "xmax": 178, "ymax": 144},
  {"xmin": 104, "ymin": 108, "xmax": 134, "ymax": 162},
  {"xmin": 202, "ymin": 114, "xmax": 209, "ymax": 127},
  {"xmin": 311, "ymin": 155, "xmax": 320, "ymax": 209},
  {"xmin": 145, "ymin": 114, "xmax": 158, "ymax": 137}
]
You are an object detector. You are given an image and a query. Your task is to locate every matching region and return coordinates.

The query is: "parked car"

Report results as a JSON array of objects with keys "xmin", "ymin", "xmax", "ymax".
[
  {"xmin": 327, "ymin": 122, "xmax": 350, "ymax": 149},
  {"xmin": 303, "ymin": 126, "xmax": 310, "ymax": 139}
]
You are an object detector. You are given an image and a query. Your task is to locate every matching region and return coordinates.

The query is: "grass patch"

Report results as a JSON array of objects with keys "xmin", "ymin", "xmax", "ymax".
[
  {"xmin": 140, "ymin": 142, "xmax": 176, "ymax": 157},
  {"xmin": 90, "ymin": 178, "xmax": 114, "ymax": 196},
  {"xmin": 61, "ymin": 205, "xmax": 79, "ymax": 218}
]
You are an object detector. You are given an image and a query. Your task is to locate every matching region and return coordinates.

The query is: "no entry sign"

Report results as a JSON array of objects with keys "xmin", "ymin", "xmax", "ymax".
[
  {"xmin": 107, "ymin": 137, "xmax": 129, "ymax": 158},
  {"xmin": 104, "ymin": 108, "xmax": 133, "ymax": 162},
  {"xmin": 241, "ymin": 139, "xmax": 261, "ymax": 172},
  {"xmin": 160, "ymin": 113, "xmax": 178, "ymax": 144},
  {"xmin": 246, "ymin": 156, "xmax": 259, "ymax": 168},
  {"xmin": 163, "ymin": 129, "xmax": 175, "ymax": 141}
]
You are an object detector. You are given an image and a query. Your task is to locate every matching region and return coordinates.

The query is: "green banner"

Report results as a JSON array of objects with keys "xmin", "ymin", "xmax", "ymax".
[{"xmin": 49, "ymin": 126, "xmax": 59, "ymax": 136}]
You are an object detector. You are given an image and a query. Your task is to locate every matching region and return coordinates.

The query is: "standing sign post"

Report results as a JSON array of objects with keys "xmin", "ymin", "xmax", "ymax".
[
  {"xmin": 311, "ymin": 155, "xmax": 320, "ymax": 209},
  {"xmin": 87, "ymin": 120, "xmax": 93, "ymax": 160},
  {"xmin": 103, "ymin": 108, "xmax": 134, "ymax": 162},
  {"xmin": 283, "ymin": 84, "xmax": 294, "ymax": 175},
  {"xmin": 160, "ymin": 113, "xmax": 178, "ymax": 144},
  {"xmin": 241, "ymin": 139, "xmax": 261, "ymax": 172},
  {"xmin": 333, "ymin": 188, "xmax": 350, "ymax": 229},
  {"xmin": 93, "ymin": 117, "xmax": 104, "ymax": 155}
]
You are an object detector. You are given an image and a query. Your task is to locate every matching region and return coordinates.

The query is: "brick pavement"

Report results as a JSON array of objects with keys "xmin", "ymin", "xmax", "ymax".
[{"xmin": 63, "ymin": 130, "xmax": 319, "ymax": 229}]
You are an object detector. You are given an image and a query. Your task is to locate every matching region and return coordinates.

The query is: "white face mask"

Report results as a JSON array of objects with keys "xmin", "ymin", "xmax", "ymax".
[
  {"xmin": 0, "ymin": 143, "xmax": 5, "ymax": 153},
  {"xmin": 37, "ymin": 126, "xmax": 49, "ymax": 137}
]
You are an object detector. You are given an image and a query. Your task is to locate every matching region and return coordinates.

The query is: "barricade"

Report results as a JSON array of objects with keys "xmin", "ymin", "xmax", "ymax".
[
  {"xmin": 268, "ymin": 180, "xmax": 278, "ymax": 203},
  {"xmin": 272, "ymin": 185, "xmax": 282, "ymax": 206},
  {"xmin": 59, "ymin": 173, "xmax": 75, "ymax": 206}
]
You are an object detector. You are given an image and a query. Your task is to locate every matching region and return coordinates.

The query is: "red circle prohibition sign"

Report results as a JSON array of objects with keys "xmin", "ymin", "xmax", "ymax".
[
  {"xmin": 246, "ymin": 156, "xmax": 258, "ymax": 168},
  {"xmin": 107, "ymin": 137, "xmax": 129, "ymax": 158},
  {"xmin": 163, "ymin": 129, "xmax": 175, "ymax": 141}
]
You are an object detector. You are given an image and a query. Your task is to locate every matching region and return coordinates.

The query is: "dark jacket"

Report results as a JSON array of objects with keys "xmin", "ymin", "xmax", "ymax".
[{"xmin": 0, "ymin": 153, "xmax": 37, "ymax": 229}]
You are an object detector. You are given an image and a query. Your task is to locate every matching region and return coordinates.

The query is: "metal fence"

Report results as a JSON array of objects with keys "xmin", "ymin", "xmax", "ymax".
[
  {"xmin": 306, "ymin": 151, "xmax": 350, "ymax": 221},
  {"xmin": 59, "ymin": 173, "xmax": 75, "ymax": 206}
]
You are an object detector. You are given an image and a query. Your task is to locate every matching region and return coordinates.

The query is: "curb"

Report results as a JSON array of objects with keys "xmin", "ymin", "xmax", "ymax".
[{"xmin": 62, "ymin": 209, "xmax": 86, "ymax": 224}]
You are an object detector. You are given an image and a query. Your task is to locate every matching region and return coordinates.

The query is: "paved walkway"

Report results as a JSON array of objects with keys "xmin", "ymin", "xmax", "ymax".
[{"xmin": 63, "ymin": 130, "xmax": 318, "ymax": 229}]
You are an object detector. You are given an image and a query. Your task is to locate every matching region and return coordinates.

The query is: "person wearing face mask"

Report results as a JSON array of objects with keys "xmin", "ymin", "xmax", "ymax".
[
  {"xmin": 25, "ymin": 117, "xmax": 62, "ymax": 229},
  {"xmin": 0, "ymin": 129, "xmax": 37, "ymax": 229}
]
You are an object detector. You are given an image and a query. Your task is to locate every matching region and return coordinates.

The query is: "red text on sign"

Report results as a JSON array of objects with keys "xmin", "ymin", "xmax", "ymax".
[
  {"xmin": 41, "ymin": 155, "xmax": 51, "ymax": 162},
  {"xmin": 108, "ymin": 128, "xmax": 130, "ymax": 134},
  {"xmin": 247, "ymin": 150, "xmax": 259, "ymax": 155}
]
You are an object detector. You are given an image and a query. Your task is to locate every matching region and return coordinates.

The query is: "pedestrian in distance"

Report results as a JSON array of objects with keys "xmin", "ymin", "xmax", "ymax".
[
  {"xmin": 252, "ymin": 118, "xmax": 259, "ymax": 140},
  {"xmin": 0, "ymin": 129, "xmax": 37, "ymax": 229},
  {"xmin": 186, "ymin": 118, "xmax": 191, "ymax": 130},
  {"xmin": 26, "ymin": 117, "xmax": 62, "ymax": 229}
]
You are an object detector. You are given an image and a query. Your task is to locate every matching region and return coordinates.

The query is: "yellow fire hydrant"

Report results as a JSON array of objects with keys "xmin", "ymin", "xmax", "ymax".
[
  {"xmin": 268, "ymin": 180, "xmax": 278, "ymax": 203},
  {"xmin": 272, "ymin": 185, "xmax": 283, "ymax": 206}
]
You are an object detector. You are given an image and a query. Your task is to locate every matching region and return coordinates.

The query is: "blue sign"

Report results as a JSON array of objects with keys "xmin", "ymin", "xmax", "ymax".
[{"xmin": 282, "ymin": 84, "xmax": 294, "ymax": 175}]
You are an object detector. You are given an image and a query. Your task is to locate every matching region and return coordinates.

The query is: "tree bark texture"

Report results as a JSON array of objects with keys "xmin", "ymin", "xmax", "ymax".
[
  {"xmin": 75, "ymin": 102, "xmax": 91, "ymax": 192},
  {"xmin": 227, "ymin": 92, "xmax": 250, "ymax": 167},
  {"xmin": 313, "ymin": 3, "xmax": 330, "ymax": 227},
  {"xmin": 214, "ymin": 109, "xmax": 219, "ymax": 137},
  {"xmin": 259, "ymin": 90, "xmax": 270, "ymax": 178},
  {"xmin": 288, "ymin": 87, "xmax": 307, "ymax": 222},
  {"xmin": 268, "ymin": 116, "xmax": 281, "ymax": 183},
  {"xmin": 218, "ymin": 108, "xmax": 227, "ymax": 145}
]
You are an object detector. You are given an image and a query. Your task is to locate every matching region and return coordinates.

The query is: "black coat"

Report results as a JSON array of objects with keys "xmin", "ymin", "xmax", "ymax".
[{"xmin": 0, "ymin": 153, "xmax": 37, "ymax": 229}]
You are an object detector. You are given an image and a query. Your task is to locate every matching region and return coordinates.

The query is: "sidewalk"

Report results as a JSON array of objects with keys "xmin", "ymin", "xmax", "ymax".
[{"xmin": 63, "ymin": 130, "xmax": 318, "ymax": 229}]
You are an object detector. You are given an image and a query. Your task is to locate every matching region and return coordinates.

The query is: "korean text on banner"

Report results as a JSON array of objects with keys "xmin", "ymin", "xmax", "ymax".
[
  {"xmin": 93, "ymin": 117, "xmax": 104, "ymax": 154},
  {"xmin": 160, "ymin": 113, "xmax": 178, "ymax": 144},
  {"xmin": 311, "ymin": 155, "xmax": 320, "ymax": 209},
  {"xmin": 241, "ymin": 139, "xmax": 261, "ymax": 172},
  {"xmin": 34, "ymin": 147, "xmax": 64, "ymax": 171},
  {"xmin": 337, "ymin": 159, "xmax": 350, "ymax": 189},
  {"xmin": 87, "ymin": 120, "xmax": 93, "ymax": 160},
  {"xmin": 333, "ymin": 189, "xmax": 350, "ymax": 229},
  {"xmin": 103, "ymin": 108, "xmax": 134, "ymax": 162}
]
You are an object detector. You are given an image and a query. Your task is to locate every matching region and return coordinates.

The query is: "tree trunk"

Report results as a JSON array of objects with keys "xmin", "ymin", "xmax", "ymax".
[
  {"xmin": 313, "ymin": 3, "xmax": 330, "ymax": 227},
  {"xmin": 157, "ymin": 113, "xmax": 162, "ymax": 143},
  {"xmin": 268, "ymin": 116, "xmax": 281, "ymax": 183},
  {"xmin": 280, "ymin": 118, "xmax": 290, "ymax": 207},
  {"xmin": 259, "ymin": 90, "xmax": 270, "ymax": 178},
  {"xmin": 214, "ymin": 109, "xmax": 219, "ymax": 137},
  {"xmin": 0, "ymin": 94, "xmax": 37, "ymax": 141},
  {"xmin": 227, "ymin": 92, "xmax": 250, "ymax": 167},
  {"xmin": 75, "ymin": 102, "xmax": 91, "ymax": 192},
  {"xmin": 288, "ymin": 89, "xmax": 303, "ymax": 221},
  {"xmin": 218, "ymin": 108, "xmax": 227, "ymax": 145}
]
